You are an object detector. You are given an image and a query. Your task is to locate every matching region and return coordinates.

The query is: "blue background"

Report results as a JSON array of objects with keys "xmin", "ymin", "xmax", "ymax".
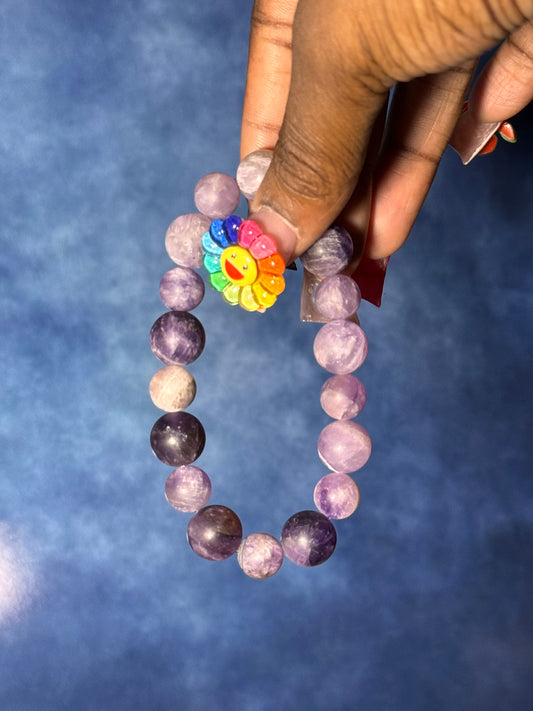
[{"xmin": 1, "ymin": 1, "xmax": 532, "ymax": 709}]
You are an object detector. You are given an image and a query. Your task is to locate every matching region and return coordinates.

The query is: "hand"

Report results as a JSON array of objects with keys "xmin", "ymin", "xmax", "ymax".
[{"xmin": 241, "ymin": 0, "xmax": 533, "ymax": 267}]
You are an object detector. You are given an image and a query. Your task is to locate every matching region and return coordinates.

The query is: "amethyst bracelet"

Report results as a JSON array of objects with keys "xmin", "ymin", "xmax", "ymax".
[{"xmin": 149, "ymin": 151, "xmax": 372, "ymax": 579}]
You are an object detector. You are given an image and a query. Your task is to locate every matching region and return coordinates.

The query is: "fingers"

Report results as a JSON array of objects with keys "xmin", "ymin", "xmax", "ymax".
[
  {"xmin": 240, "ymin": 0, "xmax": 298, "ymax": 159},
  {"xmin": 364, "ymin": 62, "xmax": 477, "ymax": 259},
  {"xmin": 469, "ymin": 20, "xmax": 533, "ymax": 123}
]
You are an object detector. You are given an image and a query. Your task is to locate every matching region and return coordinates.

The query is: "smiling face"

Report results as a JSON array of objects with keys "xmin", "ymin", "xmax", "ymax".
[{"xmin": 220, "ymin": 246, "xmax": 258, "ymax": 286}]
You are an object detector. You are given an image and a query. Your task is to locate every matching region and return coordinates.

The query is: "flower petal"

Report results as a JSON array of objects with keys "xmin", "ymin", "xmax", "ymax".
[
  {"xmin": 239, "ymin": 285, "xmax": 261, "ymax": 311},
  {"xmin": 258, "ymin": 253, "xmax": 285, "ymax": 275},
  {"xmin": 222, "ymin": 283, "xmax": 240, "ymax": 305},
  {"xmin": 250, "ymin": 234, "xmax": 277, "ymax": 259},
  {"xmin": 202, "ymin": 232, "xmax": 224, "ymax": 256},
  {"xmin": 238, "ymin": 219, "xmax": 262, "ymax": 248},
  {"xmin": 209, "ymin": 270, "xmax": 229, "ymax": 292},
  {"xmin": 258, "ymin": 273, "xmax": 285, "ymax": 296},
  {"xmin": 252, "ymin": 283, "xmax": 277, "ymax": 308},
  {"xmin": 203, "ymin": 253, "xmax": 222, "ymax": 274},
  {"xmin": 210, "ymin": 219, "xmax": 231, "ymax": 247}
]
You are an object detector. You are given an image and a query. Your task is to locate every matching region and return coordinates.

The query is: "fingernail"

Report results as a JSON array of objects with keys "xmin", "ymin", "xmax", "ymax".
[
  {"xmin": 498, "ymin": 121, "xmax": 517, "ymax": 143},
  {"xmin": 351, "ymin": 255, "xmax": 389, "ymax": 307},
  {"xmin": 449, "ymin": 106, "xmax": 500, "ymax": 165},
  {"xmin": 249, "ymin": 206, "xmax": 298, "ymax": 266}
]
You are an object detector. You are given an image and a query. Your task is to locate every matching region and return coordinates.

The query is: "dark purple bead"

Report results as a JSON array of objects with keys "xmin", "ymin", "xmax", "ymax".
[
  {"xmin": 150, "ymin": 411, "xmax": 205, "ymax": 466},
  {"xmin": 150, "ymin": 311, "xmax": 205, "ymax": 366},
  {"xmin": 281, "ymin": 510, "xmax": 337, "ymax": 567},
  {"xmin": 187, "ymin": 505, "xmax": 243, "ymax": 561}
]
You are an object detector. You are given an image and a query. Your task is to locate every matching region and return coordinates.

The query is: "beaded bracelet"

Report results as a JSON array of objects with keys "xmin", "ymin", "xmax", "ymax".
[{"xmin": 148, "ymin": 151, "xmax": 372, "ymax": 579}]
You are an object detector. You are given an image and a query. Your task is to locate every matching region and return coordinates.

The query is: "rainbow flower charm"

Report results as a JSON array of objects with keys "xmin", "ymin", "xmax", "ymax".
[{"xmin": 201, "ymin": 216, "xmax": 285, "ymax": 311}]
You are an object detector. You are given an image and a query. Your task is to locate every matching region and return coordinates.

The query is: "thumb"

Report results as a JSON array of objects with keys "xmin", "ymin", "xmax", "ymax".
[{"xmin": 249, "ymin": 0, "xmax": 387, "ymax": 265}]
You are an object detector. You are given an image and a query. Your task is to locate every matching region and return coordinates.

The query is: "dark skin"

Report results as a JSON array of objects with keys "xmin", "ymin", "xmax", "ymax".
[{"xmin": 240, "ymin": 0, "xmax": 533, "ymax": 268}]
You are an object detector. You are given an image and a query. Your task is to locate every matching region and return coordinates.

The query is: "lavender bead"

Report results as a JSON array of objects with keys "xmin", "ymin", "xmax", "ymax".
[
  {"xmin": 300, "ymin": 226, "xmax": 353, "ymax": 277},
  {"xmin": 281, "ymin": 510, "xmax": 337, "ymax": 567},
  {"xmin": 314, "ymin": 473, "xmax": 360, "ymax": 519},
  {"xmin": 165, "ymin": 213, "xmax": 210, "ymax": 268},
  {"xmin": 165, "ymin": 465, "xmax": 212, "ymax": 512},
  {"xmin": 150, "ymin": 365, "xmax": 197, "ymax": 412},
  {"xmin": 159, "ymin": 267, "xmax": 205, "ymax": 311},
  {"xmin": 150, "ymin": 311, "xmax": 205, "ymax": 366},
  {"xmin": 194, "ymin": 172, "xmax": 241, "ymax": 219},
  {"xmin": 150, "ymin": 412, "xmax": 206, "ymax": 466},
  {"xmin": 320, "ymin": 374, "xmax": 367, "ymax": 419},
  {"xmin": 236, "ymin": 149, "xmax": 273, "ymax": 200},
  {"xmin": 313, "ymin": 319, "xmax": 368, "ymax": 374},
  {"xmin": 315, "ymin": 274, "xmax": 361, "ymax": 320},
  {"xmin": 237, "ymin": 533, "xmax": 284, "ymax": 579},
  {"xmin": 318, "ymin": 420, "xmax": 371, "ymax": 473},
  {"xmin": 187, "ymin": 505, "xmax": 243, "ymax": 561}
]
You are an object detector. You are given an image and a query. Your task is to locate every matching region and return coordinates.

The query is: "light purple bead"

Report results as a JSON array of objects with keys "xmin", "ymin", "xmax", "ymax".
[
  {"xmin": 165, "ymin": 213, "xmax": 210, "ymax": 268},
  {"xmin": 150, "ymin": 412, "xmax": 206, "ymax": 467},
  {"xmin": 187, "ymin": 505, "xmax": 243, "ymax": 561},
  {"xmin": 159, "ymin": 267, "xmax": 205, "ymax": 311},
  {"xmin": 313, "ymin": 320, "xmax": 368, "ymax": 374},
  {"xmin": 281, "ymin": 510, "xmax": 337, "ymax": 567},
  {"xmin": 320, "ymin": 374, "xmax": 367, "ymax": 420},
  {"xmin": 318, "ymin": 420, "xmax": 371, "ymax": 473},
  {"xmin": 300, "ymin": 226, "xmax": 353, "ymax": 277},
  {"xmin": 314, "ymin": 473, "xmax": 360, "ymax": 519},
  {"xmin": 236, "ymin": 149, "xmax": 273, "ymax": 200},
  {"xmin": 194, "ymin": 172, "xmax": 241, "ymax": 219},
  {"xmin": 150, "ymin": 311, "xmax": 205, "ymax": 366},
  {"xmin": 165, "ymin": 465, "xmax": 212, "ymax": 512},
  {"xmin": 315, "ymin": 274, "xmax": 361, "ymax": 320},
  {"xmin": 237, "ymin": 533, "xmax": 284, "ymax": 579}
]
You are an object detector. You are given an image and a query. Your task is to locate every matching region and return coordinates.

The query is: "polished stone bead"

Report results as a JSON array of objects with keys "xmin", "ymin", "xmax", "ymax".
[
  {"xmin": 236, "ymin": 149, "xmax": 273, "ymax": 200},
  {"xmin": 159, "ymin": 267, "xmax": 205, "ymax": 311},
  {"xmin": 187, "ymin": 505, "xmax": 243, "ymax": 561},
  {"xmin": 149, "ymin": 365, "xmax": 197, "ymax": 412},
  {"xmin": 281, "ymin": 510, "xmax": 337, "ymax": 567},
  {"xmin": 313, "ymin": 319, "xmax": 368, "ymax": 374},
  {"xmin": 165, "ymin": 213, "xmax": 210, "ymax": 268},
  {"xmin": 320, "ymin": 374, "xmax": 367, "ymax": 419},
  {"xmin": 317, "ymin": 420, "xmax": 371, "ymax": 473},
  {"xmin": 300, "ymin": 226, "xmax": 353, "ymax": 277},
  {"xmin": 194, "ymin": 172, "xmax": 241, "ymax": 219},
  {"xmin": 150, "ymin": 412, "xmax": 206, "ymax": 466},
  {"xmin": 237, "ymin": 533, "xmax": 284, "ymax": 579},
  {"xmin": 150, "ymin": 311, "xmax": 205, "ymax": 366},
  {"xmin": 165, "ymin": 465, "xmax": 212, "ymax": 512},
  {"xmin": 314, "ymin": 473, "xmax": 360, "ymax": 519},
  {"xmin": 314, "ymin": 274, "xmax": 361, "ymax": 320}
]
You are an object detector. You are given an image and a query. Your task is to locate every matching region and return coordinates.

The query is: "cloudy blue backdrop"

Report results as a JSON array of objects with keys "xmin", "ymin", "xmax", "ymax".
[{"xmin": 1, "ymin": 1, "xmax": 532, "ymax": 709}]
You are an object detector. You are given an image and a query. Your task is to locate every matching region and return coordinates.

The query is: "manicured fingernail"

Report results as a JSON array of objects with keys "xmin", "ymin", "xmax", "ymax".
[
  {"xmin": 351, "ymin": 255, "xmax": 389, "ymax": 308},
  {"xmin": 249, "ymin": 206, "xmax": 298, "ymax": 266},
  {"xmin": 449, "ymin": 108, "xmax": 501, "ymax": 165},
  {"xmin": 498, "ymin": 121, "xmax": 517, "ymax": 143}
]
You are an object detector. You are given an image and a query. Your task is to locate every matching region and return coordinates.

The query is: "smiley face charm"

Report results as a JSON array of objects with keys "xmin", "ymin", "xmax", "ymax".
[{"xmin": 220, "ymin": 245, "xmax": 258, "ymax": 286}]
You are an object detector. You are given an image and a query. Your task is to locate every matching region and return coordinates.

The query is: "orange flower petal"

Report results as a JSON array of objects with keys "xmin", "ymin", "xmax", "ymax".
[
  {"xmin": 258, "ymin": 273, "xmax": 285, "ymax": 296},
  {"xmin": 258, "ymin": 254, "xmax": 285, "ymax": 275}
]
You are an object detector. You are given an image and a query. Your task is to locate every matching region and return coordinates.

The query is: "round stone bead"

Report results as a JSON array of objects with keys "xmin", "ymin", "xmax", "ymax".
[
  {"xmin": 314, "ymin": 473, "xmax": 360, "ymax": 519},
  {"xmin": 165, "ymin": 465, "xmax": 212, "ymax": 512},
  {"xmin": 281, "ymin": 510, "xmax": 337, "ymax": 567},
  {"xmin": 150, "ymin": 412, "xmax": 206, "ymax": 466},
  {"xmin": 149, "ymin": 365, "xmax": 197, "ymax": 412},
  {"xmin": 300, "ymin": 226, "xmax": 353, "ymax": 277},
  {"xmin": 194, "ymin": 172, "xmax": 241, "ymax": 219},
  {"xmin": 150, "ymin": 311, "xmax": 205, "ymax": 366},
  {"xmin": 314, "ymin": 274, "xmax": 361, "ymax": 320},
  {"xmin": 320, "ymin": 374, "xmax": 367, "ymax": 420},
  {"xmin": 317, "ymin": 420, "xmax": 371, "ymax": 473},
  {"xmin": 187, "ymin": 505, "xmax": 243, "ymax": 561},
  {"xmin": 236, "ymin": 149, "xmax": 273, "ymax": 200},
  {"xmin": 313, "ymin": 320, "xmax": 368, "ymax": 374},
  {"xmin": 237, "ymin": 533, "xmax": 284, "ymax": 579},
  {"xmin": 159, "ymin": 267, "xmax": 205, "ymax": 311},
  {"xmin": 165, "ymin": 213, "xmax": 211, "ymax": 269}
]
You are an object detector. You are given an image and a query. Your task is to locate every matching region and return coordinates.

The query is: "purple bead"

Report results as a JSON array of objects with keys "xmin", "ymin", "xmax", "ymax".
[
  {"xmin": 165, "ymin": 465, "xmax": 212, "ymax": 512},
  {"xmin": 320, "ymin": 374, "xmax": 367, "ymax": 419},
  {"xmin": 314, "ymin": 473, "xmax": 360, "ymax": 519},
  {"xmin": 194, "ymin": 172, "xmax": 241, "ymax": 219},
  {"xmin": 159, "ymin": 267, "xmax": 205, "ymax": 311},
  {"xmin": 313, "ymin": 319, "xmax": 368, "ymax": 374},
  {"xmin": 187, "ymin": 505, "xmax": 243, "ymax": 561},
  {"xmin": 317, "ymin": 420, "xmax": 371, "ymax": 473},
  {"xmin": 149, "ymin": 365, "xmax": 197, "ymax": 412},
  {"xmin": 236, "ymin": 149, "xmax": 273, "ymax": 200},
  {"xmin": 165, "ymin": 213, "xmax": 211, "ymax": 268},
  {"xmin": 281, "ymin": 510, "xmax": 337, "ymax": 567},
  {"xmin": 300, "ymin": 226, "xmax": 353, "ymax": 277},
  {"xmin": 150, "ymin": 412, "xmax": 206, "ymax": 466},
  {"xmin": 314, "ymin": 274, "xmax": 361, "ymax": 320},
  {"xmin": 237, "ymin": 533, "xmax": 284, "ymax": 579},
  {"xmin": 150, "ymin": 311, "xmax": 205, "ymax": 366}
]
